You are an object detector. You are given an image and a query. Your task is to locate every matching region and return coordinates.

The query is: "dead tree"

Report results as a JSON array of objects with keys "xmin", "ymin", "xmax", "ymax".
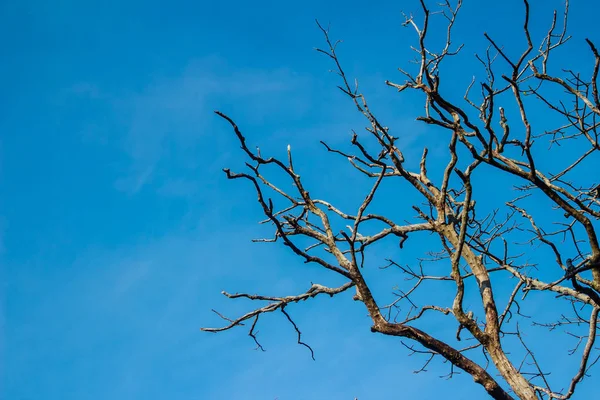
[{"xmin": 202, "ymin": 1, "xmax": 600, "ymax": 399}]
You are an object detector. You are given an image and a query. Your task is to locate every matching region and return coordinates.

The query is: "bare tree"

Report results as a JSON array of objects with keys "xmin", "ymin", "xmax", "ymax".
[{"xmin": 202, "ymin": 1, "xmax": 600, "ymax": 399}]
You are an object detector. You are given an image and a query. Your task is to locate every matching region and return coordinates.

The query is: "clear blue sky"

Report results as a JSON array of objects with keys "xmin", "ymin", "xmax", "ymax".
[{"xmin": 2, "ymin": 0, "xmax": 599, "ymax": 399}]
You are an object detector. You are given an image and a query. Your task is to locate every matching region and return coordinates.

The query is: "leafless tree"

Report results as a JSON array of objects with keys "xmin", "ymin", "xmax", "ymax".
[{"xmin": 202, "ymin": 1, "xmax": 600, "ymax": 398}]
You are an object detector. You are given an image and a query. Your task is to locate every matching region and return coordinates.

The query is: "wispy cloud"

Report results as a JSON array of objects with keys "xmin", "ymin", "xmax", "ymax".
[
  {"xmin": 156, "ymin": 178, "xmax": 198, "ymax": 198},
  {"xmin": 111, "ymin": 259, "xmax": 152, "ymax": 297},
  {"xmin": 70, "ymin": 56, "xmax": 314, "ymax": 195}
]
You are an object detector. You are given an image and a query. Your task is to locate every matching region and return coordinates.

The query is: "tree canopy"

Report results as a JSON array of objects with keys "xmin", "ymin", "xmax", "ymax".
[{"xmin": 204, "ymin": 1, "xmax": 600, "ymax": 398}]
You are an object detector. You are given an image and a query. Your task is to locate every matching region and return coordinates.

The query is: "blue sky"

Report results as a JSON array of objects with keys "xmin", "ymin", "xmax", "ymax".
[{"xmin": 2, "ymin": 0, "xmax": 600, "ymax": 399}]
